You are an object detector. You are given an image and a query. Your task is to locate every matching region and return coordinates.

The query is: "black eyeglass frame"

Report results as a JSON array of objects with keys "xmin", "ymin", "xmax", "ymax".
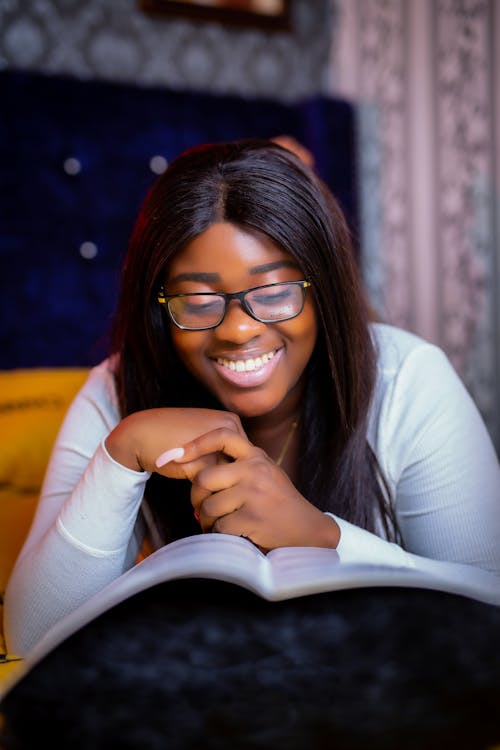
[{"xmin": 157, "ymin": 280, "xmax": 311, "ymax": 331}]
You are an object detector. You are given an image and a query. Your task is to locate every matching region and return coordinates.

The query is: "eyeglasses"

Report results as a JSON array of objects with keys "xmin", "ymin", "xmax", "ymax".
[{"xmin": 158, "ymin": 280, "xmax": 311, "ymax": 331}]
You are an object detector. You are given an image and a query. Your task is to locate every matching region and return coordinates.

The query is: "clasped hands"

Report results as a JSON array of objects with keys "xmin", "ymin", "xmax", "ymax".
[{"xmin": 105, "ymin": 408, "xmax": 339, "ymax": 552}]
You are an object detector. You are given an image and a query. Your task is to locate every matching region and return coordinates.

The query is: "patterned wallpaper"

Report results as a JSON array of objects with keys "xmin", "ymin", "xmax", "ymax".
[
  {"xmin": 332, "ymin": 0, "xmax": 500, "ymax": 452},
  {"xmin": 353, "ymin": 0, "xmax": 412, "ymax": 331},
  {"xmin": 434, "ymin": 0, "xmax": 498, "ymax": 432},
  {"xmin": 0, "ymin": 0, "xmax": 333, "ymax": 101}
]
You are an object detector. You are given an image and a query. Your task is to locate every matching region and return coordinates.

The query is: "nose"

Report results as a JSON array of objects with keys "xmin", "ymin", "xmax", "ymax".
[{"xmin": 213, "ymin": 299, "xmax": 266, "ymax": 343}]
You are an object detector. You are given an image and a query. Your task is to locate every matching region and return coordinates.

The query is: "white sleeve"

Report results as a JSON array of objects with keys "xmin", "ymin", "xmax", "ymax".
[
  {"xmin": 329, "ymin": 341, "xmax": 500, "ymax": 577},
  {"xmin": 3, "ymin": 362, "xmax": 151, "ymax": 656}
]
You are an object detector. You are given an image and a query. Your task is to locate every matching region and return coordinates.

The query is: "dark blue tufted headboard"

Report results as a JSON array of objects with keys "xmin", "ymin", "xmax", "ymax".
[{"xmin": 0, "ymin": 69, "xmax": 358, "ymax": 369}]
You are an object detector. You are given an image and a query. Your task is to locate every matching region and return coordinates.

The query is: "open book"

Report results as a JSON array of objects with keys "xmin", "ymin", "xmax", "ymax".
[{"xmin": 2, "ymin": 532, "xmax": 499, "ymax": 698}]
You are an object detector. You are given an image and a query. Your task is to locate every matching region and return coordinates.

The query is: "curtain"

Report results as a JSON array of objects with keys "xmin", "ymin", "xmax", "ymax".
[{"xmin": 328, "ymin": 0, "xmax": 500, "ymax": 454}]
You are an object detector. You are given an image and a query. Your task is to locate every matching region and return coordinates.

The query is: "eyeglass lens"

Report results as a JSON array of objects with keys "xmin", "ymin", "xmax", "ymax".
[{"xmin": 168, "ymin": 282, "xmax": 305, "ymax": 329}]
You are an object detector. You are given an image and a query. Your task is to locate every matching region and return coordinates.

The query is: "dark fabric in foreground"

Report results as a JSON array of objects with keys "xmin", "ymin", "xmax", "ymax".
[
  {"xmin": 1, "ymin": 580, "xmax": 500, "ymax": 749},
  {"xmin": 0, "ymin": 70, "xmax": 358, "ymax": 369}
]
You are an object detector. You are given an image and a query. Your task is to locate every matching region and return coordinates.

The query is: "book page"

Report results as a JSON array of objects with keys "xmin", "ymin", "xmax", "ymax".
[
  {"xmin": 266, "ymin": 546, "xmax": 417, "ymax": 599},
  {"xmin": 266, "ymin": 545, "xmax": 500, "ymax": 605},
  {"xmin": 134, "ymin": 533, "xmax": 273, "ymax": 596}
]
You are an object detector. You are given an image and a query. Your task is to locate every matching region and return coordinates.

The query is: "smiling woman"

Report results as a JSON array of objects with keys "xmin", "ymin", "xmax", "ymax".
[{"xmin": 3, "ymin": 139, "xmax": 500, "ymax": 657}]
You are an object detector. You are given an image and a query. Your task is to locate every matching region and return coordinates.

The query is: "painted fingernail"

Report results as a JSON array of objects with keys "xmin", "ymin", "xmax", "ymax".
[
  {"xmin": 155, "ymin": 447, "xmax": 185, "ymax": 468},
  {"xmin": 194, "ymin": 510, "xmax": 200, "ymax": 523}
]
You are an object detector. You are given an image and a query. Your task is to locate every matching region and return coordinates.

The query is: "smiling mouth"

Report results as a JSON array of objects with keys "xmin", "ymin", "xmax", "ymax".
[
  {"xmin": 216, "ymin": 349, "xmax": 277, "ymax": 373},
  {"xmin": 212, "ymin": 348, "xmax": 282, "ymax": 388}
]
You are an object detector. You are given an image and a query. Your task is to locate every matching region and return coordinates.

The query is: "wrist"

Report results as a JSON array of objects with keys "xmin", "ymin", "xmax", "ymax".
[
  {"xmin": 318, "ymin": 512, "xmax": 341, "ymax": 549},
  {"xmin": 105, "ymin": 421, "xmax": 143, "ymax": 472}
]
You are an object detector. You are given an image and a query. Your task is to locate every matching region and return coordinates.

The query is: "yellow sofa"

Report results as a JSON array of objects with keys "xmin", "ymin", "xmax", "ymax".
[{"xmin": 0, "ymin": 367, "xmax": 89, "ymax": 689}]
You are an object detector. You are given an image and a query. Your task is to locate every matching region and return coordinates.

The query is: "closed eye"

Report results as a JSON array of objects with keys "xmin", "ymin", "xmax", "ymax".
[
  {"xmin": 182, "ymin": 299, "xmax": 221, "ymax": 313},
  {"xmin": 252, "ymin": 289, "xmax": 292, "ymax": 305}
]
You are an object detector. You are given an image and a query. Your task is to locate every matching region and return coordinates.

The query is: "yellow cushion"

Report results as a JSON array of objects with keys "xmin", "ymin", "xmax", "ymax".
[
  {"xmin": 0, "ymin": 656, "xmax": 25, "ymax": 698},
  {"xmin": 0, "ymin": 368, "xmax": 89, "ymax": 492},
  {"xmin": 0, "ymin": 368, "xmax": 89, "ymax": 681},
  {"xmin": 0, "ymin": 490, "xmax": 40, "ymax": 596},
  {"xmin": 0, "ymin": 490, "xmax": 38, "ymax": 692}
]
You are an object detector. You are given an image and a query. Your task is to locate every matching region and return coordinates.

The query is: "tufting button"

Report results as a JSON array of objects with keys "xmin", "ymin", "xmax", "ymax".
[
  {"xmin": 79, "ymin": 241, "xmax": 98, "ymax": 260},
  {"xmin": 149, "ymin": 155, "xmax": 168, "ymax": 175},
  {"xmin": 63, "ymin": 157, "xmax": 82, "ymax": 175}
]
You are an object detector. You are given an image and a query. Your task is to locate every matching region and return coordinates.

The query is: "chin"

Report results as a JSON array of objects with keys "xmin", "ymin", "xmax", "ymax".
[
  {"xmin": 223, "ymin": 402, "xmax": 270, "ymax": 420},
  {"xmin": 236, "ymin": 399, "xmax": 290, "ymax": 423},
  {"xmin": 214, "ymin": 390, "xmax": 278, "ymax": 419}
]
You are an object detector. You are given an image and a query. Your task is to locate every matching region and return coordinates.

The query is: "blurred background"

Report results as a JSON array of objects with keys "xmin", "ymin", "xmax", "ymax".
[{"xmin": 0, "ymin": 0, "xmax": 498, "ymax": 453}]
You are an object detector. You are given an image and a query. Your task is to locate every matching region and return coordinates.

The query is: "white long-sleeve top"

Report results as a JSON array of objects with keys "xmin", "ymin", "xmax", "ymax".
[{"xmin": 4, "ymin": 324, "xmax": 500, "ymax": 655}]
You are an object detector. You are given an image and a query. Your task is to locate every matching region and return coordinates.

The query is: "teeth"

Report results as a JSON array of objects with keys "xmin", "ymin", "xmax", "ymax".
[{"xmin": 217, "ymin": 350, "xmax": 276, "ymax": 373}]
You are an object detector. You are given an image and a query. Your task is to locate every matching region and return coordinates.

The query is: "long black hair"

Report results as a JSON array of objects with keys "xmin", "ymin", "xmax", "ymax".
[{"xmin": 111, "ymin": 139, "xmax": 398, "ymax": 543}]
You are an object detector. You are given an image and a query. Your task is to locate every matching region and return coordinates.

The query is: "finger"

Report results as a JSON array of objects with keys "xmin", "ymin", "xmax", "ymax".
[
  {"xmin": 190, "ymin": 460, "xmax": 245, "ymax": 507},
  {"xmin": 155, "ymin": 451, "xmax": 223, "ymax": 482},
  {"xmin": 155, "ymin": 458, "xmax": 205, "ymax": 482},
  {"xmin": 154, "ymin": 425, "xmax": 252, "ymax": 470},
  {"xmin": 155, "ymin": 447, "xmax": 184, "ymax": 468},
  {"xmin": 190, "ymin": 452, "xmax": 267, "ymax": 513},
  {"xmin": 211, "ymin": 510, "xmax": 253, "ymax": 539},
  {"xmin": 176, "ymin": 427, "xmax": 257, "ymax": 465},
  {"xmin": 197, "ymin": 487, "xmax": 243, "ymax": 532},
  {"xmin": 190, "ymin": 470, "xmax": 238, "ymax": 526}
]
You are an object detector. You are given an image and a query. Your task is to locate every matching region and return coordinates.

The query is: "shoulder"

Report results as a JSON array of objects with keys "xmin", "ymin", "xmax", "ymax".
[
  {"xmin": 367, "ymin": 323, "xmax": 481, "ymax": 481},
  {"xmin": 368, "ymin": 322, "xmax": 465, "ymax": 422},
  {"xmin": 369, "ymin": 323, "xmax": 462, "ymax": 411},
  {"xmin": 370, "ymin": 322, "xmax": 446, "ymax": 375}
]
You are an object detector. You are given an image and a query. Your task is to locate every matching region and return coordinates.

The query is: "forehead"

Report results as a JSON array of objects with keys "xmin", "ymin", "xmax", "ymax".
[{"xmin": 166, "ymin": 222, "xmax": 300, "ymax": 285}]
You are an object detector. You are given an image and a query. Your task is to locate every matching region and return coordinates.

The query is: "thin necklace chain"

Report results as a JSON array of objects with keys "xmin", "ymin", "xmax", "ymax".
[{"xmin": 275, "ymin": 419, "xmax": 298, "ymax": 468}]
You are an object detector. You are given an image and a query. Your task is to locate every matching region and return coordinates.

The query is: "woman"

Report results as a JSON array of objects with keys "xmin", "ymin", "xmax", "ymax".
[{"xmin": 4, "ymin": 139, "xmax": 499, "ymax": 655}]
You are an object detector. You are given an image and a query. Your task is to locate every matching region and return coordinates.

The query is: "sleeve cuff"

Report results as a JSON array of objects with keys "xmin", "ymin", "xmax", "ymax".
[
  {"xmin": 325, "ymin": 513, "xmax": 414, "ymax": 568},
  {"xmin": 101, "ymin": 437, "xmax": 152, "ymax": 478}
]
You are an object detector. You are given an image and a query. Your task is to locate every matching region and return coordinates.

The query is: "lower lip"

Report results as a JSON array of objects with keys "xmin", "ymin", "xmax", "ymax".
[{"xmin": 212, "ymin": 348, "xmax": 283, "ymax": 388}]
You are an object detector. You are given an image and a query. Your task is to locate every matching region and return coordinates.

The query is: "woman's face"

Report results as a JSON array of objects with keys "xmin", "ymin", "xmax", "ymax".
[{"xmin": 163, "ymin": 222, "xmax": 317, "ymax": 422}]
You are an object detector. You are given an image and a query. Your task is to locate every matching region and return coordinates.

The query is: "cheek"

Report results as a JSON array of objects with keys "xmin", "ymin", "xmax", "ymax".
[
  {"xmin": 170, "ymin": 329, "xmax": 208, "ymax": 375},
  {"xmin": 292, "ymin": 304, "xmax": 318, "ymax": 356}
]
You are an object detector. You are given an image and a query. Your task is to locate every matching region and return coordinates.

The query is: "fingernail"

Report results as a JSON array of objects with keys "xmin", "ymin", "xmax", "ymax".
[
  {"xmin": 194, "ymin": 510, "xmax": 200, "ymax": 523},
  {"xmin": 155, "ymin": 447, "xmax": 185, "ymax": 468}
]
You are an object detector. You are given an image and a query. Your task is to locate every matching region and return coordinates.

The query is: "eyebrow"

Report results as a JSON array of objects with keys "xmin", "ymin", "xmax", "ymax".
[
  {"xmin": 249, "ymin": 260, "xmax": 299, "ymax": 275},
  {"xmin": 168, "ymin": 260, "xmax": 299, "ymax": 285},
  {"xmin": 168, "ymin": 271, "xmax": 220, "ymax": 284}
]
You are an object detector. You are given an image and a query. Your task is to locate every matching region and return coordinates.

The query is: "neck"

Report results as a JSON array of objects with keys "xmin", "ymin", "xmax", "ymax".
[
  {"xmin": 242, "ymin": 379, "xmax": 304, "ymax": 475},
  {"xmin": 243, "ymin": 410, "xmax": 300, "ymax": 472}
]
